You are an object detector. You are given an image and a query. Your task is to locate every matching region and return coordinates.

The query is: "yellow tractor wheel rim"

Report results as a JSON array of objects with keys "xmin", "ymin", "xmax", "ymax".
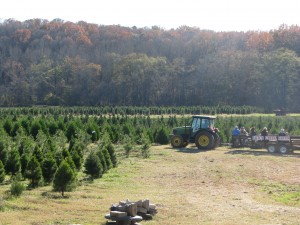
[
  {"xmin": 198, "ymin": 135, "xmax": 209, "ymax": 147},
  {"xmin": 173, "ymin": 136, "xmax": 182, "ymax": 147}
]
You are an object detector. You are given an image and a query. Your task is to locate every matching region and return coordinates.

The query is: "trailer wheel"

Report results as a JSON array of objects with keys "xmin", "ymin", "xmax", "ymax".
[
  {"xmin": 267, "ymin": 143, "xmax": 277, "ymax": 153},
  {"xmin": 195, "ymin": 132, "xmax": 214, "ymax": 150},
  {"xmin": 171, "ymin": 135, "xmax": 184, "ymax": 148},
  {"xmin": 278, "ymin": 145, "xmax": 290, "ymax": 154}
]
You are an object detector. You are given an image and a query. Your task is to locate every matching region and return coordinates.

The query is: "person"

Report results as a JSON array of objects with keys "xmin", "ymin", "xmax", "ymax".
[
  {"xmin": 261, "ymin": 127, "xmax": 268, "ymax": 136},
  {"xmin": 279, "ymin": 128, "xmax": 287, "ymax": 136},
  {"xmin": 240, "ymin": 127, "xmax": 248, "ymax": 136},
  {"xmin": 250, "ymin": 127, "xmax": 257, "ymax": 136},
  {"xmin": 232, "ymin": 126, "xmax": 240, "ymax": 136}
]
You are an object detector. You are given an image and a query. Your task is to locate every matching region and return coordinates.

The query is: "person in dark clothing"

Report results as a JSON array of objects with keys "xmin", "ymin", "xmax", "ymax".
[
  {"xmin": 250, "ymin": 127, "xmax": 257, "ymax": 136},
  {"xmin": 261, "ymin": 127, "xmax": 268, "ymax": 136}
]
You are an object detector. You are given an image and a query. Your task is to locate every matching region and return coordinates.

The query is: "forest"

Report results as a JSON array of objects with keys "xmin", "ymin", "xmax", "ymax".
[{"xmin": 0, "ymin": 19, "xmax": 300, "ymax": 111}]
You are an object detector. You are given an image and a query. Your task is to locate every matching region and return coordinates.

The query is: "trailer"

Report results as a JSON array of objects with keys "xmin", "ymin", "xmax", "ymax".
[{"xmin": 231, "ymin": 134, "xmax": 300, "ymax": 154}]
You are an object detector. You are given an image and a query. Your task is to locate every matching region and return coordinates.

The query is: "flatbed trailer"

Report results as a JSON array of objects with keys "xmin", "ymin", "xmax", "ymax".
[{"xmin": 231, "ymin": 134, "xmax": 300, "ymax": 154}]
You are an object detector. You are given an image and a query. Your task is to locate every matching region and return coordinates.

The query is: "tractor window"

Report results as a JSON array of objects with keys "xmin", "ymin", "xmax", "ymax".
[
  {"xmin": 201, "ymin": 119, "xmax": 209, "ymax": 128},
  {"xmin": 191, "ymin": 118, "xmax": 201, "ymax": 131}
]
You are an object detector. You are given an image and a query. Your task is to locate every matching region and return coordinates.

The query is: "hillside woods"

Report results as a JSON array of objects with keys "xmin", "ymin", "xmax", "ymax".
[{"xmin": 0, "ymin": 19, "xmax": 300, "ymax": 111}]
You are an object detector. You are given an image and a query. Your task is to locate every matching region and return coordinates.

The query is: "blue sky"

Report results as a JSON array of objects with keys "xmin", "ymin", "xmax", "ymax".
[{"xmin": 0, "ymin": 0, "xmax": 299, "ymax": 31}]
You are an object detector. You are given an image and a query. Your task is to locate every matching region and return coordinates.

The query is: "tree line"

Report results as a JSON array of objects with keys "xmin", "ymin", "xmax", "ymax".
[{"xmin": 0, "ymin": 19, "xmax": 300, "ymax": 111}]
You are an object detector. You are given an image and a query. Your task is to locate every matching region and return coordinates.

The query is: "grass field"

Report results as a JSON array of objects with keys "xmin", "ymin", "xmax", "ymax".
[{"xmin": 0, "ymin": 145, "xmax": 299, "ymax": 225}]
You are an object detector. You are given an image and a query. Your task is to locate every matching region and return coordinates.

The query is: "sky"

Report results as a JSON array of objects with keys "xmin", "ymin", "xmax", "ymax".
[{"xmin": 0, "ymin": 0, "xmax": 299, "ymax": 32}]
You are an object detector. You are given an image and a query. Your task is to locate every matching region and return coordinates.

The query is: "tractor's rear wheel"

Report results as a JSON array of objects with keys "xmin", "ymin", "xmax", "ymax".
[
  {"xmin": 195, "ymin": 132, "xmax": 214, "ymax": 150},
  {"xmin": 171, "ymin": 135, "xmax": 184, "ymax": 148}
]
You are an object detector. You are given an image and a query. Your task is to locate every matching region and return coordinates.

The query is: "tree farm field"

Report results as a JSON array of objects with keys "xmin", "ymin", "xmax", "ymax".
[{"xmin": 0, "ymin": 144, "xmax": 299, "ymax": 225}]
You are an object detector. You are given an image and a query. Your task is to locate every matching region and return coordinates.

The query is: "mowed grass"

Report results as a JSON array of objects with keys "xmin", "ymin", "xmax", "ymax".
[{"xmin": 0, "ymin": 145, "xmax": 299, "ymax": 225}]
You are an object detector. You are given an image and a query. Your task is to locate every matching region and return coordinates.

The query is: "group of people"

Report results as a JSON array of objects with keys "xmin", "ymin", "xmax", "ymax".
[{"xmin": 232, "ymin": 126, "xmax": 288, "ymax": 136}]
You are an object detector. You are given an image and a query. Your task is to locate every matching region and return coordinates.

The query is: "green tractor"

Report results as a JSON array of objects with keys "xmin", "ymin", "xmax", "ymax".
[{"xmin": 170, "ymin": 115, "xmax": 220, "ymax": 150}]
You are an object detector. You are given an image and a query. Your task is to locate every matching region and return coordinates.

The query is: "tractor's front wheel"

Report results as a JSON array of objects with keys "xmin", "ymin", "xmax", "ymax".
[
  {"xmin": 171, "ymin": 135, "xmax": 184, "ymax": 148},
  {"xmin": 195, "ymin": 132, "xmax": 214, "ymax": 150}
]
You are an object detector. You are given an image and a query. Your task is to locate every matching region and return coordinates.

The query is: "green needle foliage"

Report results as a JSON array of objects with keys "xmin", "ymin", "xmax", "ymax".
[
  {"xmin": 53, "ymin": 161, "xmax": 76, "ymax": 197},
  {"xmin": 84, "ymin": 151, "xmax": 103, "ymax": 179},
  {"xmin": 0, "ymin": 160, "xmax": 5, "ymax": 183},
  {"xmin": 25, "ymin": 156, "xmax": 43, "ymax": 188}
]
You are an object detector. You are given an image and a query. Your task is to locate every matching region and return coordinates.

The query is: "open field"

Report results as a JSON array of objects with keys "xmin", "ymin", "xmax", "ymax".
[{"xmin": 0, "ymin": 145, "xmax": 299, "ymax": 225}]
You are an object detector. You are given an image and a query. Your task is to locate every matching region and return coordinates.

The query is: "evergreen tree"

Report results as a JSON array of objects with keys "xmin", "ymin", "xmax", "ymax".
[
  {"xmin": 65, "ymin": 156, "xmax": 77, "ymax": 172},
  {"xmin": 123, "ymin": 135, "xmax": 133, "ymax": 158},
  {"xmin": 30, "ymin": 120, "xmax": 41, "ymax": 139},
  {"xmin": 3, "ymin": 119, "xmax": 13, "ymax": 136},
  {"xmin": 70, "ymin": 150, "xmax": 82, "ymax": 171},
  {"xmin": 66, "ymin": 122, "xmax": 77, "ymax": 142},
  {"xmin": 102, "ymin": 147, "xmax": 113, "ymax": 170},
  {"xmin": 20, "ymin": 153, "xmax": 30, "ymax": 177},
  {"xmin": 53, "ymin": 161, "xmax": 76, "ymax": 197},
  {"xmin": 96, "ymin": 149, "xmax": 107, "ymax": 172},
  {"xmin": 42, "ymin": 153, "xmax": 58, "ymax": 183},
  {"xmin": 0, "ymin": 141, "xmax": 8, "ymax": 166},
  {"xmin": 25, "ymin": 156, "xmax": 43, "ymax": 187},
  {"xmin": 5, "ymin": 148, "xmax": 21, "ymax": 176},
  {"xmin": 32, "ymin": 146, "xmax": 44, "ymax": 163},
  {"xmin": 0, "ymin": 160, "xmax": 5, "ymax": 183},
  {"xmin": 84, "ymin": 151, "xmax": 103, "ymax": 179},
  {"xmin": 141, "ymin": 133, "xmax": 151, "ymax": 158},
  {"xmin": 107, "ymin": 142, "xmax": 117, "ymax": 167},
  {"xmin": 155, "ymin": 127, "xmax": 169, "ymax": 144}
]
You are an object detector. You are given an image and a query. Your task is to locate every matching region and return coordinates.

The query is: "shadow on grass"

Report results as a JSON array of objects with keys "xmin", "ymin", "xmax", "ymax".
[
  {"xmin": 225, "ymin": 149, "xmax": 300, "ymax": 158},
  {"xmin": 41, "ymin": 191, "xmax": 70, "ymax": 199},
  {"xmin": 165, "ymin": 145, "xmax": 210, "ymax": 153}
]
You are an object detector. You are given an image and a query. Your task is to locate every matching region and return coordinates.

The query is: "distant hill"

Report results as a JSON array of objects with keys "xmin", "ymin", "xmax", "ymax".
[{"xmin": 0, "ymin": 19, "xmax": 299, "ymax": 111}]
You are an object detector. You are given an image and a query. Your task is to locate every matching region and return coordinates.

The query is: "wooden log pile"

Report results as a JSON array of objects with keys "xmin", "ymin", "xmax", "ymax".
[{"xmin": 105, "ymin": 199, "xmax": 157, "ymax": 225}]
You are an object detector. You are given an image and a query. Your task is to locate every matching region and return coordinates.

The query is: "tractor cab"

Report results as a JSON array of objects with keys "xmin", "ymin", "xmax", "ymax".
[
  {"xmin": 170, "ymin": 115, "xmax": 220, "ymax": 149},
  {"xmin": 191, "ymin": 116, "xmax": 215, "ymax": 133}
]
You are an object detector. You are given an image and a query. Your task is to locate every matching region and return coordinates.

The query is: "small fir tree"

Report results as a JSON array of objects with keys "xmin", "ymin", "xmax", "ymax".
[
  {"xmin": 155, "ymin": 127, "xmax": 169, "ymax": 144},
  {"xmin": 102, "ymin": 147, "xmax": 112, "ymax": 170},
  {"xmin": 123, "ymin": 135, "xmax": 133, "ymax": 158},
  {"xmin": 10, "ymin": 179, "xmax": 25, "ymax": 197},
  {"xmin": 20, "ymin": 153, "xmax": 30, "ymax": 177},
  {"xmin": 25, "ymin": 156, "xmax": 43, "ymax": 188},
  {"xmin": 107, "ymin": 142, "xmax": 117, "ymax": 167},
  {"xmin": 96, "ymin": 149, "xmax": 107, "ymax": 172},
  {"xmin": 53, "ymin": 161, "xmax": 76, "ymax": 197},
  {"xmin": 0, "ymin": 141, "xmax": 8, "ymax": 166},
  {"xmin": 84, "ymin": 151, "xmax": 103, "ymax": 179},
  {"xmin": 42, "ymin": 153, "xmax": 58, "ymax": 183},
  {"xmin": 141, "ymin": 134, "xmax": 151, "ymax": 158},
  {"xmin": 5, "ymin": 148, "xmax": 21, "ymax": 176}
]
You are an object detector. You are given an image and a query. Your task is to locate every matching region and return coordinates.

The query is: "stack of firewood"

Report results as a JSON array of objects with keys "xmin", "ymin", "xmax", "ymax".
[{"xmin": 105, "ymin": 199, "xmax": 157, "ymax": 225}]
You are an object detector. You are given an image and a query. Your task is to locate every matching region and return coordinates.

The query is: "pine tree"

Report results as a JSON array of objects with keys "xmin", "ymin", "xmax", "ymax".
[
  {"xmin": 0, "ymin": 160, "xmax": 5, "ymax": 183},
  {"xmin": 155, "ymin": 127, "xmax": 169, "ymax": 144},
  {"xmin": 20, "ymin": 153, "xmax": 30, "ymax": 177},
  {"xmin": 84, "ymin": 151, "xmax": 103, "ymax": 179},
  {"xmin": 107, "ymin": 142, "xmax": 117, "ymax": 167},
  {"xmin": 42, "ymin": 153, "xmax": 58, "ymax": 183},
  {"xmin": 102, "ymin": 147, "xmax": 112, "ymax": 170},
  {"xmin": 5, "ymin": 148, "xmax": 21, "ymax": 176},
  {"xmin": 0, "ymin": 141, "xmax": 8, "ymax": 166},
  {"xmin": 25, "ymin": 156, "xmax": 43, "ymax": 188},
  {"xmin": 53, "ymin": 161, "xmax": 76, "ymax": 197},
  {"xmin": 96, "ymin": 149, "xmax": 107, "ymax": 172}
]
